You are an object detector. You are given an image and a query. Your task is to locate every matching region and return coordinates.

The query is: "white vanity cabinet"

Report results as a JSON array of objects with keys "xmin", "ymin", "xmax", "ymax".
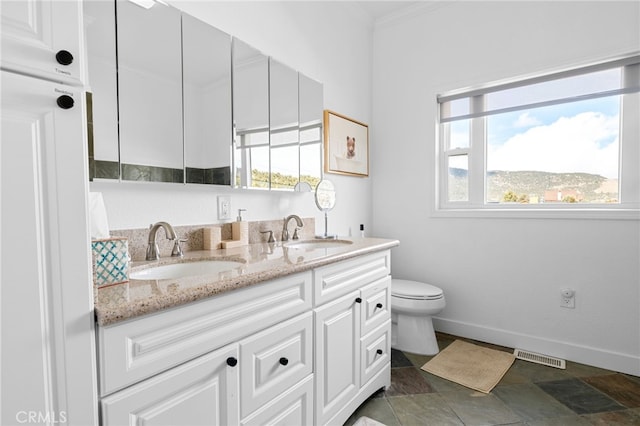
[
  {"xmin": 313, "ymin": 251, "xmax": 392, "ymax": 426},
  {"xmin": 97, "ymin": 249, "xmax": 392, "ymax": 426}
]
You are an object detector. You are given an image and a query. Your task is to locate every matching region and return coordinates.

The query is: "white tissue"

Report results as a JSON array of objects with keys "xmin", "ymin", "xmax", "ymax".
[{"xmin": 89, "ymin": 192, "xmax": 110, "ymax": 239}]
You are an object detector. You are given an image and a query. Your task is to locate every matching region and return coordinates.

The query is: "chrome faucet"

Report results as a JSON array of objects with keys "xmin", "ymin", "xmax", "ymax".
[
  {"xmin": 146, "ymin": 221, "xmax": 184, "ymax": 261},
  {"xmin": 281, "ymin": 215, "xmax": 303, "ymax": 241}
]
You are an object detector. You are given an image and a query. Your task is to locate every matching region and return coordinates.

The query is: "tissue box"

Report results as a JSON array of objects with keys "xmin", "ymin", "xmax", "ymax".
[{"xmin": 92, "ymin": 237, "xmax": 129, "ymax": 287}]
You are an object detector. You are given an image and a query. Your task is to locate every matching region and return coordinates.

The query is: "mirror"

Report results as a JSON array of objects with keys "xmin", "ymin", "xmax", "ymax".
[
  {"xmin": 315, "ymin": 179, "xmax": 336, "ymax": 239},
  {"xmin": 182, "ymin": 14, "xmax": 232, "ymax": 185},
  {"xmin": 298, "ymin": 73, "xmax": 323, "ymax": 191},
  {"xmin": 232, "ymin": 39, "xmax": 270, "ymax": 189},
  {"xmin": 84, "ymin": 0, "xmax": 119, "ymax": 180},
  {"xmin": 269, "ymin": 58, "xmax": 299, "ymax": 190},
  {"xmin": 117, "ymin": 0, "xmax": 184, "ymax": 182}
]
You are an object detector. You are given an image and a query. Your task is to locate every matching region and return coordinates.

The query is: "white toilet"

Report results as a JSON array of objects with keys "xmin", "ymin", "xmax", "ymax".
[{"xmin": 391, "ymin": 279, "xmax": 446, "ymax": 355}]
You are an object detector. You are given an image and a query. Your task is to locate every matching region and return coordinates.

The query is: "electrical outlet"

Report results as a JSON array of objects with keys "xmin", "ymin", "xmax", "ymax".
[
  {"xmin": 560, "ymin": 288, "xmax": 575, "ymax": 309},
  {"xmin": 217, "ymin": 196, "xmax": 231, "ymax": 220}
]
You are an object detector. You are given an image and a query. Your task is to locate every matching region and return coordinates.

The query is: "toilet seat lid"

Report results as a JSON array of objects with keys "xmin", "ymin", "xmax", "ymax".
[{"xmin": 392, "ymin": 279, "xmax": 443, "ymax": 300}]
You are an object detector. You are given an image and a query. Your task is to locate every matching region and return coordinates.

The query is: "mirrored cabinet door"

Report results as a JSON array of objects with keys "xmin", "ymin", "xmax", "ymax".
[
  {"xmin": 232, "ymin": 39, "xmax": 270, "ymax": 189},
  {"xmin": 117, "ymin": 0, "xmax": 184, "ymax": 183},
  {"xmin": 269, "ymin": 58, "xmax": 299, "ymax": 191},
  {"xmin": 182, "ymin": 14, "xmax": 232, "ymax": 185},
  {"xmin": 299, "ymin": 73, "xmax": 324, "ymax": 191},
  {"xmin": 85, "ymin": 0, "xmax": 119, "ymax": 180}
]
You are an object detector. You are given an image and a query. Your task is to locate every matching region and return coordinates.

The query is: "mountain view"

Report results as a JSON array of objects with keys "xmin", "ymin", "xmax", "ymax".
[{"xmin": 449, "ymin": 168, "xmax": 619, "ymax": 204}]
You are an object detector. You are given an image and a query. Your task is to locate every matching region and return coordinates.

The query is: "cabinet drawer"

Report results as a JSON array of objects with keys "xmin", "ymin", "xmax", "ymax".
[
  {"xmin": 240, "ymin": 312, "xmax": 313, "ymax": 418},
  {"xmin": 314, "ymin": 250, "xmax": 390, "ymax": 306},
  {"xmin": 241, "ymin": 375, "xmax": 313, "ymax": 426},
  {"xmin": 361, "ymin": 276, "xmax": 391, "ymax": 336},
  {"xmin": 361, "ymin": 320, "xmax": 391, "ymax": 386},
  {"xmin": 98, "ymin": 271, "xmax": 312, "ymax": 396}
]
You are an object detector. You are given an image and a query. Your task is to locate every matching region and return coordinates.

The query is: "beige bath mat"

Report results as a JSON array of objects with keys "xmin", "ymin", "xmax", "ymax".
[{"xmin": 421, "ymin": 339, "xmax": 515, "ymax": 393}]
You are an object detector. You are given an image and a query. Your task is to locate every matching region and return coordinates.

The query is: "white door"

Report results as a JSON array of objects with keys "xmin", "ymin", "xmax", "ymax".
[
  {"xmin": 1, "ymin": 0, "xmax": 84, "ymax": 85},
  {"xmin": 1, "ymin": 70, "xmax": 97, "ymax": 425},
  {"xmin": 101, "ymin": 345, "xmax": 240, "ymax": 426},
  {"xmin": 314, "ymin": 290, "xmax": 361, "ymax": 425}
]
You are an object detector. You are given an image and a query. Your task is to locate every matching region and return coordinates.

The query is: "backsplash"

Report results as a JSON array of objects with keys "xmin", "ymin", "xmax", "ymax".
[{"xmin": 110, "ymin": 217, "xmax": 315, "ymax": 261}]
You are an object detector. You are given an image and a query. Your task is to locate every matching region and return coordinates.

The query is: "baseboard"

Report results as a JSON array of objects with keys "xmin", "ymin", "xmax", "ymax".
[{"xmin": 433, "ymin": 317, "xmax": 640, "ymax": 377}]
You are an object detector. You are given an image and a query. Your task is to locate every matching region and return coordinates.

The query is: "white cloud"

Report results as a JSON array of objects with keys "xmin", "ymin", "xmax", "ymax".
[
  {"xmin": 514, "ymin": 112, "xmax": 542, "ymax": 128},
  {"xmin": 488, "ymin": 112, "xmax": 619, "ymax": 178}
]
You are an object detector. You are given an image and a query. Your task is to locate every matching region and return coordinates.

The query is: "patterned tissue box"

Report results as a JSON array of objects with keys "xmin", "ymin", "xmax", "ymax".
[{"xmin": 92, "ymin": 237, "xmax": 129, "ymax": 287}]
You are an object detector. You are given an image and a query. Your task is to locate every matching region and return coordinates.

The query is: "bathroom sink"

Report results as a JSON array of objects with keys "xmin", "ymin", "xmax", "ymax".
[
  {"xmin": 130, "ymin": 260, "xmax": 243, "ymax": 280},
  {"xmin": 284, "ymin": 239, "xmax": 353, "ymax": 250}
]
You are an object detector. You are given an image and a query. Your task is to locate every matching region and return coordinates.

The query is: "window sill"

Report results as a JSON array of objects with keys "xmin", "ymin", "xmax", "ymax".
[{"xmin": 431, "ymin": 206, "xmax": 640, "ymax": 220}]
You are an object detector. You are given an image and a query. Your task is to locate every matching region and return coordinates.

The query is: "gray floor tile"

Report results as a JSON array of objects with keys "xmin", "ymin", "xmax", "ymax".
[
  {"xmin": 564, "ymin": 361, "xmax": 617, "ymax": 378},
  {"xmin": 492, "ymin": 383, "xmax": 575, "ymax": 421},
  {"xmin": 525, "ymin": 415, "xmax": 593, "ymax": 426},
  {"xmin": 439, "ymin": 389, "xmax": 522, "ymax": 425},
  {"xmin": 387, "ymin": 393, "xmax": 464, "ymax": 426},
  {"xmin": 510, "ymin": 360, "xmax": 572, "ymax": 383},
  {"xmin": 391, "ymin": 349, "xmax": 413, "ymax": 368},
  {"xmin": 386, "ymin": 367, "xmax": 433, "ymax": 396},
  {"xmin": 537, "ymin": 378, "xmax": 626, "ymax": 415},
  {"xmin": 344, "ymin": 396, "xmax": 401, "ymax": 426},
  {"xmin": 582, "ymin": 408, "xmax": 640, "ymax": 425}
]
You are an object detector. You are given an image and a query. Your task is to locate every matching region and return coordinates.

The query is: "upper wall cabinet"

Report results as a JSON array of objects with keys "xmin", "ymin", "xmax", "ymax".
[
  {"xmin": 117, "ymin": 0, "xmax": 184, "ymax": 182},
  {"xmin": 85, "ymin": 0, "xmax": 320, "ymax": 189},
  {"xmin": 1, "ymin": 0, "xmax": 84, "ymax": 85},
  {"xmin": 298, "ymin": 73, "xmax": 324, "ymax": 190},
  {"xmin": 85, "ymin": 0, "xmax": 119, "ymax": 179},
  {"xmin": 232, "ymin": 39, "xmax": 270, "ymax": 189},
  {"xmin": 182, "ymin": 14, "xmax": 232, "ymax": 185},
  {"xmin": 269, "ymin": 58, "xmax": 300, "ymax": 190}
]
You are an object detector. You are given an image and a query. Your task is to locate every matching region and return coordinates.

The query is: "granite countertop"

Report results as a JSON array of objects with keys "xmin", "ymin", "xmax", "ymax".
[{"xmin": 95, "ymin": 237, "xmax": 399, "ymax": 326}]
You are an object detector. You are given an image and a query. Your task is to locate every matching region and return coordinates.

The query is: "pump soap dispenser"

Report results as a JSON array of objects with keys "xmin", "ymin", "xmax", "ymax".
[{"xmin": 222, "ymin": 209, "xmax": 248, "ymax": 248}]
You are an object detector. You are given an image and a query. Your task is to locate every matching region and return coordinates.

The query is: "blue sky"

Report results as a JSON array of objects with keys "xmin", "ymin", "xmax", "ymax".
[{"xmin": 486, "ymin": 95, "xmax": 621, "ymax": 178}]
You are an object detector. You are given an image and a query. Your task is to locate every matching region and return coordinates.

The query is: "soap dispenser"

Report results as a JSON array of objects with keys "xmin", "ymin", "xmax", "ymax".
[{"xmin": 232, "ymin": 209, "xmax": 248, "ymax": 245}]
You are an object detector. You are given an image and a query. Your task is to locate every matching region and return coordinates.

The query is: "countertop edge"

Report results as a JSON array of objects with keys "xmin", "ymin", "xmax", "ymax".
[{"xmin": 96, "ymin": 238, "xmax": 399, "ymax": 326}]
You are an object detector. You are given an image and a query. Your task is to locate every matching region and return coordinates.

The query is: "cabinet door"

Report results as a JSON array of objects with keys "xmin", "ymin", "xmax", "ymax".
[
  {"xmin": 101, "ymin": 345, "xmax": 239, "ymax": 426},
  {"xmin": 314, "ymin": 290, "xmax": 361, "ymax": 425},
  {"xmin": 1, "ymin": 0, "xmax": 84, "ymax": 85},
  {"xmin": 1, "ymin": 70, "xmax": 97, "ymax": 425}
]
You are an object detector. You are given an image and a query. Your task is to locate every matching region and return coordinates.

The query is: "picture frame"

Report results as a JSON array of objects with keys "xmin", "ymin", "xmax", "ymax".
[{"xmin": 323, "ymin": 110, "xmax": 369, "ymax": 177}]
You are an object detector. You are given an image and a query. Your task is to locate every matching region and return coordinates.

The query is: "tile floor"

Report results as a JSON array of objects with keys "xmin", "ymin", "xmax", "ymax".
[{"xmin": 344, "ymin": 333, "xmax": 640, "ymax": 426}]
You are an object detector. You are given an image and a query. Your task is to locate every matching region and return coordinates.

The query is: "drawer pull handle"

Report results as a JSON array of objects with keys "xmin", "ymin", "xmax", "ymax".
[
  {"xmin": 376, "ymin": 303, "xmax": 383, "ymax": 309},
  {"xmin": 376, "ymin": 349, "xmax": 383, "ymax": 355},
  {"xmin": 355, "ymin": 297, "xmax": 362, "ymax": 304},
  {"xmin": 56, "ymin": 49, "xmax": 74, "ymax": 65},
  {"xmin": 279, "ymin": 357, "xmax": 289, "ymax": 366},
  {"xmin": 226, "ymin": 357, "xmax": 238, "ymax": 367}
]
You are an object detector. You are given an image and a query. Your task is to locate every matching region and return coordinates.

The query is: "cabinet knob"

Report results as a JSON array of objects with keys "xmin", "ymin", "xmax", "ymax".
[
  {"xmin": 226, "ymin": 357, "xmax": 238, "ymax": 367},
  {"xmin": 55, "ymin": 50, "xmax": 74, "ymax": 66},
  {"xmin": 376, "ymin": 303, "xmax": 383, "ymax": 309},
  {"xmin": 279, "ymin": 357, "xmax": 289, "ymax": 366},
  {"xmin": 355, "ymin": 297, "xmax": 362, "ymax": 304},
  {"xmin": 376, "ymin": 349, "xmax": 383, "ymax": 355},
  {"xmin": 56, "ymin": 95, "xmax": 74, "ymax": 110}
]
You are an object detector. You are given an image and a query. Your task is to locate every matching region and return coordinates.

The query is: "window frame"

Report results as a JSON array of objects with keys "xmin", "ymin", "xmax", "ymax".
[{"xmin": 435, "ymin": 54, "xmax": 640, "ymax": 220}]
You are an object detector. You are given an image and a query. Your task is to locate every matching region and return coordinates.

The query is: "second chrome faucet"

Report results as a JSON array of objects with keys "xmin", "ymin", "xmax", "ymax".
[{"xmin": 281, "ymin": 215, "xmax": 303, "ymax": 241}]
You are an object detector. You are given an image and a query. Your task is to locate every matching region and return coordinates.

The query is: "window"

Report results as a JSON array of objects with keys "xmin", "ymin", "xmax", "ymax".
[{"xmin": 438, "ymin": 55, "xmax": 640, "ymax": 216}]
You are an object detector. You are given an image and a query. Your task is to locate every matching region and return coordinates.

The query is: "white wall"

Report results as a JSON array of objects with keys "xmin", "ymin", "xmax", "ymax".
[
  {"xmin": 92, "ymin": 1, "xmax": 373, "ymax": 238},
  {"xmin": 372, "ymin": 1, "xmax": 640, "ymax": 374}
]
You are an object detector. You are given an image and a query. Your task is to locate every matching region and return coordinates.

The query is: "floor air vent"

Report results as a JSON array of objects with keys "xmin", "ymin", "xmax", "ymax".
[{"xmin": 513, "ymin": 349, "xmax": 566, "ymax": 369}]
